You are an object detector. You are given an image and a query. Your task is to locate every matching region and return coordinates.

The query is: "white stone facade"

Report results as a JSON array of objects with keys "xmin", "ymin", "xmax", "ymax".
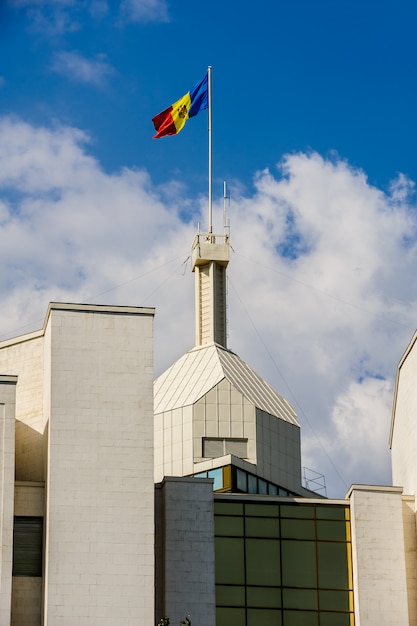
[
  {"xmin": 0, "ymin": 376, "xmax": 17, "ymax": 625},
  {"xmin": 348, "ymin": 485, "xmax": 411, "ymax": 626},
  {"xmin": 0, "ymin": 303, "xmax": 155, "ymax": 626}
]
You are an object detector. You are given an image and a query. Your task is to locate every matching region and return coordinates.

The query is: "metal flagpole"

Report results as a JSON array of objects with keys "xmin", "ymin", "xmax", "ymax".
[{"xmin": 208, "ymin": 65, "xmax": 212, "ymax": 234}]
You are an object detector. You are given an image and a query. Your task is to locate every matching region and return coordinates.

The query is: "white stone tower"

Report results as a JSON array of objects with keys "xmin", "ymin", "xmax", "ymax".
[{"xmin": 154, "ymin": 222, "xmax": 308, "ymax": 497}]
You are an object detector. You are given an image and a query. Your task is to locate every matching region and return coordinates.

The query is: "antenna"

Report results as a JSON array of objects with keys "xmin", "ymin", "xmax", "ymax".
[{"xmin": 223, "ymin": 180, "xmax": 230, "ymax": 236}]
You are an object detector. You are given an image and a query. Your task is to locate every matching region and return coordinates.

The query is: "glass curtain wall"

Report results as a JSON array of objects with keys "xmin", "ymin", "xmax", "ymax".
[{"xmin": 214, "ymin": 499, "xmax": 354, "ymax": 626}]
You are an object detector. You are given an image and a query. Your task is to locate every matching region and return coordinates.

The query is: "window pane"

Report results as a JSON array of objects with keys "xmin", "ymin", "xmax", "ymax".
[
  {"xmin": 281, "ymin": 519, "xmax": 315, "ymax": 540},
  {"xmin": 214, "ymin": 502, "xmax": 243, "ymax": 516},
  {"xmin": 248, "ymin": 608, "xmax": 282, "ymax": 626},
  {"xmin": 215, "ymin": 538, "xmax": 245, "ymax": 584},
  {"xmin": 315, "ymin": 506, "xmax": 347, "ymax": 520},
  {"xmin": 236, "ymin": 469, "xmax": 247, "ymax": 492},
  {"xmin": 245, "ymin": 503, "xmax": 279, "ymax": 517},
  {"xmin": 282, "ymin": 588, "xmax": 317, "ymax": 610},
  {"xmin": 216, "ymin": 607, "xmax": 246, "ymax": 626},
  {"xmin": 245, "ymin": 517, "xmax": 280, "ymax": 538},
  {"xmin": 281, "ymin": 505, "xmax": 315, "ymax": 519},
  {"xmin": 283, "ymin": 610, "xmax": 318, "ymax": 626},
  {"xmin": 258, "ymin": 478, "xmax": 268, "ymax": 494},
  {"xmin": 13, "ymin": 517, "xmax": 43, "ymax": 577},
  {"xmin": 215, "ymin": 516, "xmax": 244, "ymax": 536},
  {"xmin": 216, "ymin": 585, "xmax": 245, "ymax": 607},
  {"xmin": 320, "ymin": 612, "xmax": 352, "ymax": 626},
  {"xmin": 281, "ymin": 540, "xmax": 317, "ymax": 587},
  {"xmin": 316, "ymin": 520, "xmax": 347, "ymax": 541},
  {"xmin": 317, "ymin": 542, "xmax": 349, "ymax": 589},
  {"xmin": 248, "ymin": 474, "xmax": 257, "ymax": 494},
  {"xmin": 247, "ymin": 586, "xmax": 281, "ymax": 608},
  {"xmin": 246, "ymin": 538, "xmax": 280, "ymax": 586},
  {"xmin": 208, "ymin": 468, "xmax": 223, "ymax": 490},
  {"xmin": 268, "ymin": 483, "xmax": 278, "ymax": 495},
  {"xmin": 319, "ymin": 589, "xmax": 350, "ymax": 611}
]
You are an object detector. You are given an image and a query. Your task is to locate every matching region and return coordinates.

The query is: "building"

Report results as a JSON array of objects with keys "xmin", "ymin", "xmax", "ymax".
[{"xmin": 0, "ymin": 226, "xmax": 416, "ymax": 625}]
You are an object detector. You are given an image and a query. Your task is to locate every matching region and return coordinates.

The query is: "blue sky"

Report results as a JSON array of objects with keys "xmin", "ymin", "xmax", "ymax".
[
  {"xmin": 3, "ymin": 1, "xmax": 417, "ymax": 197},
  {"xmin": 1, "ymin": 0, "xmax": 417, "ymax": 496}
]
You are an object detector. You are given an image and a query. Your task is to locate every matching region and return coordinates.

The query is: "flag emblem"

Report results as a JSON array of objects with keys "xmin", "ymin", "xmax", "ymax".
[{"xmin": 152, "ymin": 73, "xmax": 208, "ymax": 139}]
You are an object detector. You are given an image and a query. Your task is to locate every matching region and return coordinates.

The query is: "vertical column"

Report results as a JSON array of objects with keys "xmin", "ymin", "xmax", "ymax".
[
  {"xmin": 160, "ymin": 477, "xmax": 216, "ymax": 626},
  {"xmin": 0, "ymin": 376, "xmax": 17, "ymax": 626},
  {"xmin": 43, "ymin": 304, "xmax": 155, "ymax": 626},
  {"xmin": 348, "ymin": 485, "xmax": 409, "ymax": 626}
]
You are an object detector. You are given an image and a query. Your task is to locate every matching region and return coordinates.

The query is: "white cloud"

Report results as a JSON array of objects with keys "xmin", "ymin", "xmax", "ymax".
[
  {"xmin": 11, "ymin": 0, "xmax": 167, "ymax": 32},
  {"xmin": 51, "ymin": 50, "xmax": 115, "ymax": 86},
  {"xmin": 1, "ymin": 117, "xmax": 416, "ymax": 498},
  {"xmin": 11, "ymin": 0, "xmax": 83, "ymax": 34},
  {"xmin": 119, "ymin": 0, "xmax": 169, "ymax": 23}
]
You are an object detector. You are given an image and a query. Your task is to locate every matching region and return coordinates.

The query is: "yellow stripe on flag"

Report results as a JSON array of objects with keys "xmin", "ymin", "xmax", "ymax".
[{"xmin": 171, "ymin": 92, "xmax": 192, "ymax": 134}]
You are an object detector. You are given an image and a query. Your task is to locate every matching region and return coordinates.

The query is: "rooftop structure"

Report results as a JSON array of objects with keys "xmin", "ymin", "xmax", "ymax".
[{"xmin": 0, "ymin": 224, "xmax": 416, "ymax": 625}]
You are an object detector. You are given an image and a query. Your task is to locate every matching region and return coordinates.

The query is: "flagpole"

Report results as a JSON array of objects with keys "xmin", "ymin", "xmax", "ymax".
[{"xmin": 208, "ymin": 65, "xmax": 212, "ymax": 234}]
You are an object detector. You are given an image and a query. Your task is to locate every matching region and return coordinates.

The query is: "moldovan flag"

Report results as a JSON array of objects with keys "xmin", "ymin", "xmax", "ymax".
[{"xmin": 152, "ymin": 73, "xmax": 208, "ymax": 139}]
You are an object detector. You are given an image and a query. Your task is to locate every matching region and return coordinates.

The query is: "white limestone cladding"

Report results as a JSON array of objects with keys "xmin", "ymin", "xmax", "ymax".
[{"xmin": 0, "ymin": 303, "xmax": 155, "ymax": 626}]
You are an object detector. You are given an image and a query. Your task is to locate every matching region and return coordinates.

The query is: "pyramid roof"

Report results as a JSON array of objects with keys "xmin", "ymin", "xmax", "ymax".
[{"xmin": 154, "ymin": 344, "xmax": 299, "ymax": 427}]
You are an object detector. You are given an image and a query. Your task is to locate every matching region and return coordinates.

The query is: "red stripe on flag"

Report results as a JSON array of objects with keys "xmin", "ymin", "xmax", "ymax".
[{"xmin": 152, "ymin": 106, "xmax": 177, "ymax": 138}]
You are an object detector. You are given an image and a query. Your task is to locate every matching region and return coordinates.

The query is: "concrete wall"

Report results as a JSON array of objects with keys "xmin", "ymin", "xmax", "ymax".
[
  {"xmin": 0, "ymin": 376, "xmax": 17, "ymax": 626},
  {"xmin": 348, "ymin": 486, "xmax": 409, "ymax": 626},
  {"xmin": 156, "ymin": 477, "xmax": 216, "ymax": 626}
]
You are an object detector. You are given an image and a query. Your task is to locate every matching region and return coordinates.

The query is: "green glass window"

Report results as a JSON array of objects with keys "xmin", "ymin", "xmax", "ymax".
[
  {"xmin": 247, "ymin": 586, "xmax": 281, "ymax": 608},
  {"xmin": 214, "ymin": 499, "xmax": 354, "ymax": 626},
  {"xmin": 245, "ymin": 516, "xmax": 280, "ymax": 538},
  {"xmin": 281, "ymin": 540, "xmax": 317, "ymax": 587},
  {"xmin": 246, "ymin": 538, "xmax": 280, "ymax": 586},
  {"xmin": 217, "ymin": 607, "xmax": 246, "ymax": 626},
  {"xmin": 319, "ymin": 589, "xmax": 350, "ymax": 611},
  {"xmin": 215, "ymin": 515, "xmax": 244, "ymax": 536},
  {"xmin": 316, "ymin": 506, "xmax": 347, "ymax": 520},
  {"xmin": 247, "ymin": 608, "xmax": 282, "ymax": 626},
  {"xmin": 281, "ymin": 518, "xmax": 315, "ymax": 540},
  {"xmin": 214, "ymin": 502, "xmax": 243, "ymax": 516},
  {"xmin": 283, "ymin": 610, "xmax": 319, "ymax": 625},
  {"xmin": 282, "ymin": 588, "xmax": 318, "ymax": 610},
  {"xmin": 246, "ymin": 503, "xmax": 279, "ymax": 517},
  {"xmin": 316, "ymin": 520, "xmax": 347, "ymax": 541},
  {"xmin": 320, "ymin": 612, "xmax": 352, "ymax": 626},
  {"xmin": 281, "ymin": 505, "xmax": 315, "ymax": 519},
  {"xmin": 216, "ymin": 585, "xmax": 245, "ymax": 607},
  {"xmin": 215, "ymin": 537, "xmax": 245, "ymax": 584},
  {"xmin": 317, "ymin": 542, "xmax": 349, "ymax": 589}
]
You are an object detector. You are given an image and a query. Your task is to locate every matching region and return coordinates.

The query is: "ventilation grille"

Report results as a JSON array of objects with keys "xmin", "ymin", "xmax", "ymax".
[{"xmin": 203, "ymin": 437, "xmax": 248, "ymax": 459}]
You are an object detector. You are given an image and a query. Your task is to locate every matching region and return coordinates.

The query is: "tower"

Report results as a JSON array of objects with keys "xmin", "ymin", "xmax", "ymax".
[{"xmin": 154, "ymin": 223, "xmax": 309, "ymax": 497}]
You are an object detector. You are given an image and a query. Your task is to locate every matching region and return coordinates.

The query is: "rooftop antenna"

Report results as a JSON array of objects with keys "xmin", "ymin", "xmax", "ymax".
[
  {"xmin": 208, "ymin": 66, "xmax": 213, "ymax": 234},
  {"xmin": 223, "ymin": 181, "xmax": 230, "ymax": 236}
]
